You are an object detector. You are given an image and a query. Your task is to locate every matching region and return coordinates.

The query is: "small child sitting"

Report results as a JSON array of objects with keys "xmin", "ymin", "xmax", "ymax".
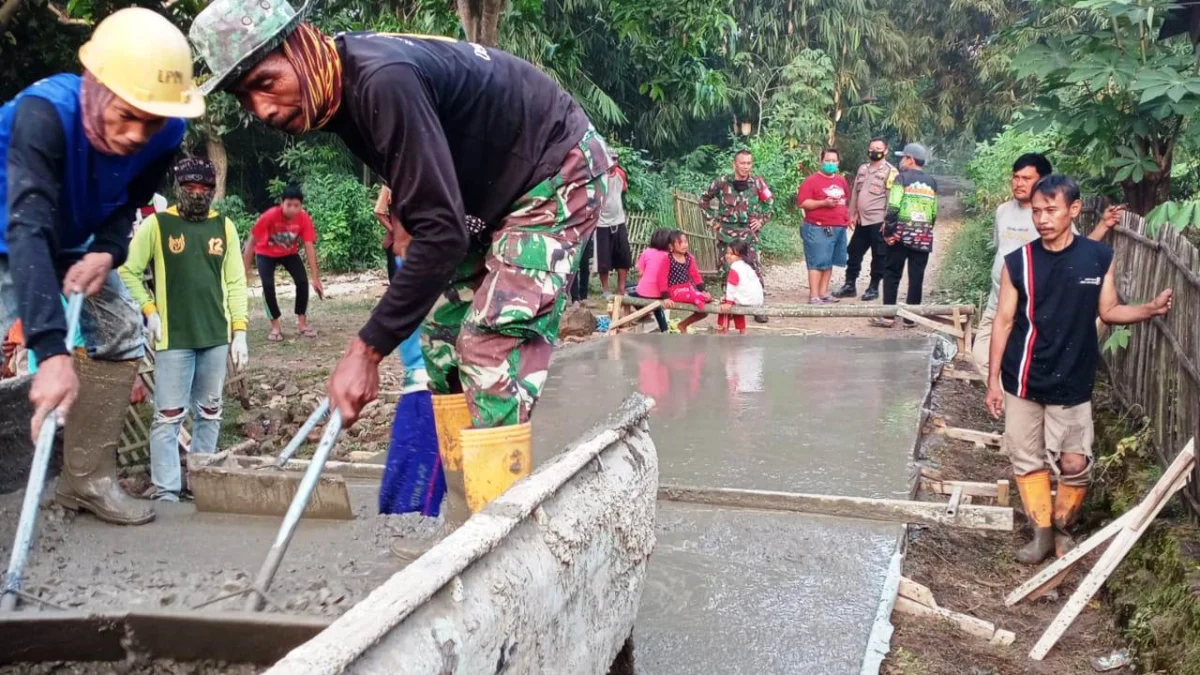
[
  {"xmin": 717, "ymin": 241, "xmax": 765, "ymax": 335},
  {"xmin": 657, "ymin": 230, "xmax": 710, "ymax": 333},
  {"xmin": 628, "ymin": 228, "xmax": 672, "ymax": 332}
]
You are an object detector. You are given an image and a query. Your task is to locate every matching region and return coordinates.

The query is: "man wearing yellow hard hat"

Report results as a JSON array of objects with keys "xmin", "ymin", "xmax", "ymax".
[{"xmin": 0, "ymin": 8, "xmax": 204, "ymax": 525}]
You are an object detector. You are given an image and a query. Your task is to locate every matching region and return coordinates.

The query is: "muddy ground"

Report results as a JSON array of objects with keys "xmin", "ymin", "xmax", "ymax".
[
  {"xmin": 882, "ymin": 375, "xmax": 1128, "ymax": 675},
  {"xmin": 0, "ymin": 660, "xmax": 259, "ymax": 675}
]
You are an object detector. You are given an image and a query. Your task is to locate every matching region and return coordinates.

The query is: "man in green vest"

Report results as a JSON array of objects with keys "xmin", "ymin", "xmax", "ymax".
[{"xmin": 118, "ymin": 157, "xmax": 249, "ymax": 501}]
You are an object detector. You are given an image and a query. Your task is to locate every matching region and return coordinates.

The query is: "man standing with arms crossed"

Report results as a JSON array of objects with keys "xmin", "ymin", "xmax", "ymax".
[
  {"xmin": 191, "ymin": 0, "xmax": 611, "ymax": 519},
  {"xmin": 971, "ymin": 153, "xmax": 1122, "ymax": 369},
  {"xmin": 700, "ymin": 150, "xmax": 774, "ymax": 323},
  {"xmin": 835, "ymin": 138, "xmax": 897, "ymax": 301},
  {"xmin": 986, "ymin": 175, "xmax": 1171, "ymax": 564}
]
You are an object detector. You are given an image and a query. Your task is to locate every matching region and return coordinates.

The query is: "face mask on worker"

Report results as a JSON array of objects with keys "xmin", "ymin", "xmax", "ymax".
[
  {"xmin": 176, "ymin": 183, "xmax": 214, "ymax": 221},
  {"xmin": 868, "ymin": 150, "xmax": 886, "ymax": 162},
  {"xmin": 821, "ymin": 161, "xmax": 839, "ymax": 175}
]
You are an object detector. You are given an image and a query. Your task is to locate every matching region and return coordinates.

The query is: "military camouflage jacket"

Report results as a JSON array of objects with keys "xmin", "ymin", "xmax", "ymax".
[{"xmin": 699, "ymin": 175, "xmax": 774, "ymax": 236}]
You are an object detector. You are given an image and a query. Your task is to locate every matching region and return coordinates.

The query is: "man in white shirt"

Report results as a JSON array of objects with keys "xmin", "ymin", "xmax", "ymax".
[
  {"xmin": 970, "ymin": 153, "xmax": 1122, "ymax": 368},
  {"xmin": 595, "ymin": 158, "xmax": 631, "ymax": 297}
]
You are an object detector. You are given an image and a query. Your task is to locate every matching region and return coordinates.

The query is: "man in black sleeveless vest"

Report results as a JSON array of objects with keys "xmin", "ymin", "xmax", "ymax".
[{"xmin": 985, "ymin": 175, "xmax": 1173, "ymax": 564}]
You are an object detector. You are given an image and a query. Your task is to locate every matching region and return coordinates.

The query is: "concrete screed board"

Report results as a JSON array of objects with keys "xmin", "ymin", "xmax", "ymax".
[{"xmin": 534, "ymin": 334, "xmax": 933, "ymax": 675}]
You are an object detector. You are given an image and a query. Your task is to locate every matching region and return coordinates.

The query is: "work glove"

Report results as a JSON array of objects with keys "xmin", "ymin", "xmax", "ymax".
[
  {"xmin": 146, "ymin": 311, "xmax": 163, "ymax": 344},
  {"xmin": 231, "ymin": 330, "xmax": 249, "ymax": 371}
]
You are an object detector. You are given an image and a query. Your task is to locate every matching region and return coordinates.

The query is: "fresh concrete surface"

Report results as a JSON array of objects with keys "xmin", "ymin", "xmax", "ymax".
[
  {"xmin": 536, "ymin": 334, "xmax": 932, "ymax": 674},
  {"xmin": 536, "ymin": 334, "xmax": 930, "ymax": 498}
]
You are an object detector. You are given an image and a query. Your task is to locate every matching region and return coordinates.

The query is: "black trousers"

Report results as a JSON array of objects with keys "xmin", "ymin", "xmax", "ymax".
[
  {"xmin": 256, "ymin": 254, "xmax": 308, "ymax": 320},
  {"xmin": 385, "ymin": 245, "xmax": 397, "ymax": 280},
  {"xmin": 571, "ymin": 235, "xmax": 594, "ymax": 303},
  {"xmin": 882, "ymin": 246, "xmax": 929, "ymax": 306},
  {"xmin": 844, "ymin": 222, "xmax": 887, "ymax": 288},
  {"xmin": 627, "ymin": 288, "xmax": 669, "ymax": 332}
]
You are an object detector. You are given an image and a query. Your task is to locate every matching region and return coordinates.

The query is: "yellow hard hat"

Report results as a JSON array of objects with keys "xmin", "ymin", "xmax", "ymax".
[{"xmin": 78, "ymin": 8, "xmax": 205, "ymax": 119}]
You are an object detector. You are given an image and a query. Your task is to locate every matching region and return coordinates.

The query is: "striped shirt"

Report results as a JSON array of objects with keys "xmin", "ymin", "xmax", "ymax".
[{"xmin": 1000, "ymin": 236, "xmax": 1113, "ymax": 406}]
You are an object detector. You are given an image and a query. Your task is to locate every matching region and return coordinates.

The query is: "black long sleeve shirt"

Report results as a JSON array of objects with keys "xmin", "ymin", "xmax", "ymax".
[
  {"xmin": 4, "ymin": 96, "xmax": 170, "ymax": 362},
  {"xmin": 328, "ymin": 33, "xmax": 591, "ymax": 356}
]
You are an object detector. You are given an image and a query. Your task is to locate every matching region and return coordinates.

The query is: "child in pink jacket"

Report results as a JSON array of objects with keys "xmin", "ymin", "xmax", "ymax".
[
  {"xmin": 657, "ymin": 230, "xmax": 710, "ymax": 333},
  {"xmin": 630, "ymin": 228, "xmax": 671, "ymax": 332}
]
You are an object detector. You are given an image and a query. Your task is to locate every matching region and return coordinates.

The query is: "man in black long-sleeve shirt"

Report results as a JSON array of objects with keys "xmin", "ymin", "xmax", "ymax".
[
  {"xmin": 192, "ymin": 0, "xmax": 610, "ymax": 517},
  {"xmin": 1, "ymin": 8, "xmax": 203, "ymax": 525}
]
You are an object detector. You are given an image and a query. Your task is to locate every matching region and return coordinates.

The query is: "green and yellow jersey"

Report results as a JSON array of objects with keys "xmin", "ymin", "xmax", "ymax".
[{"xmin": 119, "ymin": 208, "xmax": 248, "ymax": 351}]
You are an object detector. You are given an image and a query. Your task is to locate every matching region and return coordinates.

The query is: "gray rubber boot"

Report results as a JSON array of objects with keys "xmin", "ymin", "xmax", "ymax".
[
  {"xmin": 55, "ymin": 358, "xmax": 154, "ymax": 526},
  {"xmin": 1016, "ymin": 527, "xmax": 1056, "ymax": 564}
]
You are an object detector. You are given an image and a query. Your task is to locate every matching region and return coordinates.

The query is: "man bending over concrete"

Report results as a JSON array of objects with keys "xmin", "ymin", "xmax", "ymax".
[
  {"xmin": 986, "ymin": 175, "xmax": 1171, "ymax": 564},
  {"xmin": 118, "ymin": 157, "xmax": 248, "ymax": 502},
  {"xmin": 191, "ymin": 0, "xmax": 610, "ymax": 521},
  {"xmin": 0, "ymin": 9, "xmax": 203, "ymax": 524}
]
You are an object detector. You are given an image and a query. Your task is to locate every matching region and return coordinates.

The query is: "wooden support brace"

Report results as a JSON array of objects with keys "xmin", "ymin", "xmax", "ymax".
[
  {"xmin": 609, "ymin": 295, "xmax": 624, "ymax": 328},
  {"xmin": 952, "ymin": 307, "xmax": 966, "ymax": 354},
  {"xmin": 935, "ymin": 425, "xmax": 1003, "ymax": 448},
  {"xmin": 658, "ymin": 485, "xmax": 1014, "ymax": 531},
  {"xmin": 896, "ymin": 308, "xmax": 965, "ymax": 338},
  {"xmin": 1026, "ymin": 440, "xmax": 1195, "ymax": 660},
  {"xmin": 609, "ymin": 301, "xmax": 663, "ymax": 333},
  {"xmin": 996, "ymin": 480, "xmax": 1010, "ymax": 507},
  {"xmin": 894, "ymin": 596, "xmax": 1014, "ymax": 646}
]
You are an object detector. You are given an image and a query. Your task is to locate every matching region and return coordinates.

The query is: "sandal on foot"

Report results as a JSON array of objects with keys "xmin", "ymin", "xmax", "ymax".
[
  {"xmin": 267, "ymin": 330, "xmax": 284, "ymax": 342},
  {"xmin": 868, "ymin": 317, "xmax": 895, "ymax": 328},
  {"xmin": 299, "ymin": 327, "xmax": 318, "ymax": 338}
]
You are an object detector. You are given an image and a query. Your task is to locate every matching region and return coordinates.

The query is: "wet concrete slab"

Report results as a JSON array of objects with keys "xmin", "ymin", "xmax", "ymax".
[
  {"xmin": 0, "ymin": 481, "xmax": 418, "ymax": 617},
  {"xmin": 536, "ymin": 334, "xmax": 932, "ymax": 498},
  {"xmin": 639, "ymin": 502, "xmax": 903, "ymax": 675},
  {"xmin": 535, "ymin": 334, "xmax": 932, "ymax": 674}
]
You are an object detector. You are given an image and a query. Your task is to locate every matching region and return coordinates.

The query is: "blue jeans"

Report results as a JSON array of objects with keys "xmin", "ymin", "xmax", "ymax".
[
  {"xmin": 0, "ymin": 258, "xmax": 143, "ymax": 365},
  {"xmin": 150, "ymin": 344, "xmax": 229, "ymax": 500},
  {"xmin": 800, "ymin": 223, "xmax": 849, "ymax": 271},
  {"xmin": 394, "ymin": 257, "xmax": 428, "ymax": 391}
]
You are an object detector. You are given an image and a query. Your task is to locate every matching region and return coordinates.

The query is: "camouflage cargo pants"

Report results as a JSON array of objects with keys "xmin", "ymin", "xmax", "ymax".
[
  {"xmin": 716, "ymin": 227, "xmax": 765, "ymax": 282},
  {"xmin": 421, "ymin": 129, "xmax": 611, "ymax": 428}
]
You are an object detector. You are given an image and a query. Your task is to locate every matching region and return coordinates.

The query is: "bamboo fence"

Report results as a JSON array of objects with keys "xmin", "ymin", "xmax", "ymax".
[{"xmin": 1077, "ymin": 197, "xmax": 1200, "ymax": 515}]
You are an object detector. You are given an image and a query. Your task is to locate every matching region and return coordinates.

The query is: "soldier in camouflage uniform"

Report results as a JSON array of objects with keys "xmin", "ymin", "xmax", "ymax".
[
  {"xmin": 191, "ymin": 0, "xmax": 611, "ymax": 521},
  {"xmin": 699, "ymin": 151, "xmax": 774, "ymax": 321}
]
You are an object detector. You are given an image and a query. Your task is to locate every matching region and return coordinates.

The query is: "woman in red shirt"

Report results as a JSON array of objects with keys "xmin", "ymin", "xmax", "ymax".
[
  {"xmin": 241, "ymin": 186, "xmax": 325, "ymax": 341},
  {"xmin": 796, "ymin": 148, "xmax": 851, "ymax": 304}
]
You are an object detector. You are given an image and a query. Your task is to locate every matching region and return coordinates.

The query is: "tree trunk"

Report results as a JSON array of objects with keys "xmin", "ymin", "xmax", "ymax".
[
  {"xmin": 827, "ymin": 84, "xmax": 841, "ymax": 147},
  {"xmin": 456, "ymin": 0, "xmax": 506, "ymax": 47},
  {"xmin": 206, "ymin": 131, "xmax": 228, "ymax": 203},
  {"xmin": 1122, "ymin": 172, "xmax": 1171, "ymax": 216},
  {"xmin": 1122, "ymin": 138, "xmax": 1174, "ymax": 215},
  {"xmin": 0, "ymin": 0, "xmax": 23, "ymax": 34}
]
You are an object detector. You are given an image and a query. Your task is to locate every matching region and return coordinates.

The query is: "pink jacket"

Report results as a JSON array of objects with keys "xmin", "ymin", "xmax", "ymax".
[{"xmin": 636, "ymin": 249, "xmax": 668, "ymax": 297}]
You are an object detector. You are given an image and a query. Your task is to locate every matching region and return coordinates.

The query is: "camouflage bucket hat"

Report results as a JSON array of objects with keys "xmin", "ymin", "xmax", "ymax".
[{"xmin": 189, "ymin": 0, "xmax": 315, "ymax": 95}]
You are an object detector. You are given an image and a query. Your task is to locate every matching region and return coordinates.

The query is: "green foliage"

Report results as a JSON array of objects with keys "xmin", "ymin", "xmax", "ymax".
[
  {"xmin": 1145, "ymin": 200, "xmax": 1200, "ymax": 236},
  {"xmin": 268, "ymin": 141, "xmax": 382, "ymax": 273},
  {"xmin": 937, "ymin": 215, "xmax": 994, "ymax": 307},
  {"xmin": 763, "ymin": 50, "xmax": 836, "ymax": 155},
  {"xmin": 213, "ymin": 194, "xmax": 257, "ymax": 243},
  {"xmin": 1103, "ymin": 325, "xmax": 1133, "ymax": 355},
  {"xmin": 1008, "ymin": 0, "xmax": 1198, "ymax": 210}
]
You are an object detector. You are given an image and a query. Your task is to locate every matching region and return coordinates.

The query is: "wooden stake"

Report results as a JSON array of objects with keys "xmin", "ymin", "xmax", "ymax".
[
  {"xmin": 609, "ymin": 295, "xmax": 624, "ymax": 328},
  {"xmin": 952, "ymin": 307, "xmax": 966, "ymax": 353},
  {"xmin": 996, "ymin": 480, "xmax": 1010, "ymax": 507},
  {"xmin": 896, "ymin": 308, "xmax": 965, "ymax": 338},
  {"xmin": 658, "ymin": 485, "xmax": 1014, "ymax": 531}
]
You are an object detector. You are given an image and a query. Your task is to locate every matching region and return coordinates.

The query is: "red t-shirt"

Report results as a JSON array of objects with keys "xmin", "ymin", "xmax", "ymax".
[
  {"xmin": 252, "ymin": 206, "xmax": 316, "ymax": 257},
  {"xmin": 796, "ymin": 173, "xmax": 851, "ymax": 226}
]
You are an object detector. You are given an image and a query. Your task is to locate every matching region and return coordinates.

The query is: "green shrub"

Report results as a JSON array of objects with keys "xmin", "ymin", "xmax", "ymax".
[
  {"xmin": 213, "ymin": 194, "xmax": 257, "ymax": 244},
  {"xmin": 938, "ymin": 215, "xmax": 994, "ymax": 306},
  {"xmin": 295, "ymin": 172, "xmax": 383, "ymax": 273}
]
